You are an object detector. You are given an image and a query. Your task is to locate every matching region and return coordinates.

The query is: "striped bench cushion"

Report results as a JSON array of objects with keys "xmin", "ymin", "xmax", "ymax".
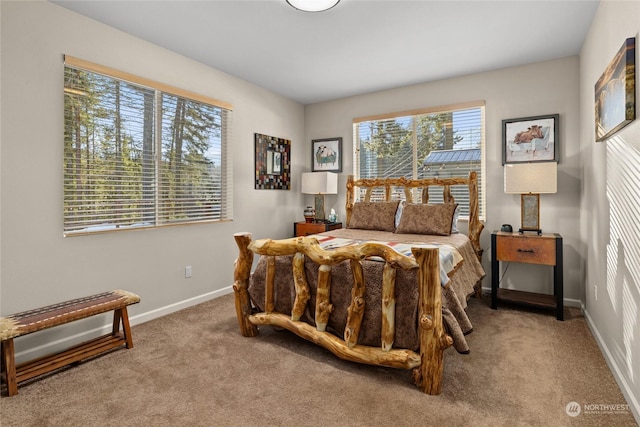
[{"xmin": 0, "ymin": 290, "xmax": 140, "ymax": 341}]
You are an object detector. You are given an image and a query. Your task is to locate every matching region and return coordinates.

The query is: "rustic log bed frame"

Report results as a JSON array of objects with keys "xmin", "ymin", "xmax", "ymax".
[{"xmin": 233, "ymin": 172, "xmax": 483, "ymax": 395}]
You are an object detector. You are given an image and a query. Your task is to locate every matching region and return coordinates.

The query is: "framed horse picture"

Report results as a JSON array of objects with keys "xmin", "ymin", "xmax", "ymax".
[
  {"xmin": 502, "ymin": 114, "xmax": 559, "ymax": 164},
  {"xmin": 312, "ymin": 137, "xmax": 342, "ymax": 172}
]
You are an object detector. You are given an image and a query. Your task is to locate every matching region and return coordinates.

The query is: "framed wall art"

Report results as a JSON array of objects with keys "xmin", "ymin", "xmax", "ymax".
[
  {"xmin": 312, "ymin": 137, "xmax": 342, "ymax": 172},
  {"xmin": 595, "ymin": 37, "xmax": 636, "ymax": 142},
  {"xmin": 502, "ymin": 114, "xmax": 559, "ymax": 164},
  {"xmin": 254, "ymin": 133, "xmax": 290, "ymax": 190}
]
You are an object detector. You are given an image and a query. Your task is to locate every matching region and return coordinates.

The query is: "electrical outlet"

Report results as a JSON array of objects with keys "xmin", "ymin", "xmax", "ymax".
[{"xmin": 185, "ymin": 266, "xmax": 192, "ymax": 278}]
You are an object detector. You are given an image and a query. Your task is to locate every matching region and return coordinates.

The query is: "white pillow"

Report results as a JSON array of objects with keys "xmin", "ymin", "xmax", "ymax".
[
  {"xmin": 451, "ymin": 205, "xmax": 460, "ymax": 234},
  {"xmin": 394, "ymin": 200, "xmax": 404, "ymax": 228}
]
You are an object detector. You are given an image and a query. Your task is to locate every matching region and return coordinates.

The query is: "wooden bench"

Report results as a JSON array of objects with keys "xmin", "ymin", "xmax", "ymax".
[{"xmin": 0, "ymin": 289, "xmax": 140, "ymax": 397}]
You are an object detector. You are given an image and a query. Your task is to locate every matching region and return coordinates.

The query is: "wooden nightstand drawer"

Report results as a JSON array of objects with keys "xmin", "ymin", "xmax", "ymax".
[
  {"xmin": 496, "ymin": 234, "xmax": 556, "ymax": 265},
  {"xmin": 294, "ymin": 221, "xmax": 342, "ymax": 237},
  {"xmin": 296, "ymin": 222, "xmax": 326, "ymax": 236}
]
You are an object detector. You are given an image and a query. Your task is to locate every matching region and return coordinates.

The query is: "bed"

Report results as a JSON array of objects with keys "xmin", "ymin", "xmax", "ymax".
[{"xmin": 232, "ymin": 172, "xmax": 485, "ymax": 394}]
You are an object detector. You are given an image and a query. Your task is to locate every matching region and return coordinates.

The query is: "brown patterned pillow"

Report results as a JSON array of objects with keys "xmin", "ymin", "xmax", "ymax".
[
  {"xmin": 348, "ymin": 201, "xmax": 400, "ymax": 232},
  {"xmin": 395, "ymin": 203, "xmax": 458, "ymax": 236}
]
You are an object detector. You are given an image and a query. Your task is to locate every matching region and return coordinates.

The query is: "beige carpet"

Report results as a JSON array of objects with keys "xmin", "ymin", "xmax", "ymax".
[{"xmin": 1, "ymin": 293, "xmax": 637, "ymax": 427}]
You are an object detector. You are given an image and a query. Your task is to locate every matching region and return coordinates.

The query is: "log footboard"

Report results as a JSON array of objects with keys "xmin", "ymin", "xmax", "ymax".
[
  {"xmin": 232, "ymin": 233, "xmax": 257, "ymax": 338},
  {"xmin": 232, "ymin": 231, "xmax": 453, "ymax": 395}
]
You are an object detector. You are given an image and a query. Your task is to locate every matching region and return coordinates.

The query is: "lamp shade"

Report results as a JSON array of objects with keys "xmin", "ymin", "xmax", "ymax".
[
  {"xmin": 301, "ymin": 172, "xmax": 338, "ymax": 194},
  {"xmin": 504, "ymin": 162, "xmax": 557, "ymax": 194}
]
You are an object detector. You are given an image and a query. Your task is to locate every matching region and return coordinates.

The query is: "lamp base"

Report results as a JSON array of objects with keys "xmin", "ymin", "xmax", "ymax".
[
  {"xmin": 314, "ymin": 194, "xmax": 325, "ymax": 221},
  {"xmin": 520, "ymin": 193, "xmax": 540, "ymax": 234},
  {"xmin": 518, "ymin": 228, "xmax": 542, "ymax": 235}
]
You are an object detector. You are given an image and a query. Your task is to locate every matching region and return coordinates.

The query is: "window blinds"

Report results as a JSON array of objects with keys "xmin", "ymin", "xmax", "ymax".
[
  {"xmin": 63, "ymin": 56, "xmax": 233, "ymax": 235},
  {"xmin": 353, "ymin": 101, "xmax": 485, "ymax": 219}
]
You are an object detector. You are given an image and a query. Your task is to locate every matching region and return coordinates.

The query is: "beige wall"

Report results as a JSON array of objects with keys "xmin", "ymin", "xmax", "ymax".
[
  {"xmin": 580, "ymin": 0, "xmax": 640, "ymax": 419},
  {"xmin": 0, "ymin": 1, "xmax": 306, "ymax": 360},
  {"xmin": 2, "ymin": 2, "xmax": 638, "ymax": 418},
  {"xmin": 305, "ymin": 56, "xmax": 583, "ymax": 302}
]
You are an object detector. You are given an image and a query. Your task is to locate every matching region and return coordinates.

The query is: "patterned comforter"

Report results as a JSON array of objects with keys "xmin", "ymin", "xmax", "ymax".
[{"xmin": 248, "ymin": 228, "xmax": 485, "ymax": 353}]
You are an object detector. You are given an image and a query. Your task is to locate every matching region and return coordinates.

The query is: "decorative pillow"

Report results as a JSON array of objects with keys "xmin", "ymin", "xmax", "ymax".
[
  {"xmin": 395, "ymin": 203, "xmax": 458, "ymax": 236},
  {"xmin": 348, "ymin": 201, "xmax": 400, "ymax": 232},
  {"xmin": 393, "ymin": 201, "xmax": 459, "ymax": 232}
]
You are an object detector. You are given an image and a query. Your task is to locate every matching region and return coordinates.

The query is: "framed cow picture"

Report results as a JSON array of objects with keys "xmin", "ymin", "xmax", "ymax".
[
  {"xmin": 312, "ymin": 137, "xmax": 342, "ymax": 172},
  {"xmin": 502, "ymin": 114, "xmax": 559, "ymax": 164}
]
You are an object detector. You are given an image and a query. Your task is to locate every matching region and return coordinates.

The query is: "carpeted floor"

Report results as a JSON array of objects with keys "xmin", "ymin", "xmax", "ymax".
[{"xmin": 1, "ymin": 293, "xmax": 637, "ymax": 426}]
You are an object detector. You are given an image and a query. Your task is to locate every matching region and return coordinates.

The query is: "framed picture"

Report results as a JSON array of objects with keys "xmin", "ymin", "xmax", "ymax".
[
  {"xmin": 254, "ymin": 133, "xmax": 290, "ymax": 190},
  {"xmin": 502, "ymin": 114, "xmax": 559, "ymax": 164},
  {"xmin": 312, "ymin": 137, "xmax": 342, "ymax": 172},
  {"xmin": 595, "ymin": 37, "xmax": 636, "ymax": 142}
]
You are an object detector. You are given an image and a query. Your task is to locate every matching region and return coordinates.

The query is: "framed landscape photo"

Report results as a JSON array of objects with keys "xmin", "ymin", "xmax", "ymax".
[
  {"xmin": 502, "ymin": 114, "xmax": 559, "ymax": 164},
  {"xmin": 595, "ymin": 37, "xmax": 636, "ymax": 142},
  {"xmin": 312, "ymin": 137, "xmax": 342, "ymax": 172}
]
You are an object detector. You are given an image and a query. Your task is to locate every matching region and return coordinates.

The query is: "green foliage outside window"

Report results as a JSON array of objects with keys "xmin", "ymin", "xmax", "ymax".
[{"xmin": 64, "ymin": 64, "xmax": 231, "ymax": 235}]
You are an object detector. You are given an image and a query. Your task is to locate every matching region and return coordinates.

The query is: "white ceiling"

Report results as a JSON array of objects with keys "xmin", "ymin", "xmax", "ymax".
[{"xmin": 53, "ymin": 0, "xmax": 600, "ymax": 105}]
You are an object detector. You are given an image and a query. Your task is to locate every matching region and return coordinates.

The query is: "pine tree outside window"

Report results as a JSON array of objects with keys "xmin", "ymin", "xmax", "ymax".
[
  {"xmin": 63, "ymin": 56, "xmax": 233, "ymax": 236},
  {"xmin": 353, "ymin": 101, "xmax": 485, "ymax": 219}
]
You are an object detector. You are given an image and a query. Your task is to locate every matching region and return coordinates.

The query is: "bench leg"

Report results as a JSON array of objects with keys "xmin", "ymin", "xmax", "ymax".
[
  {"xmin": 113, "ymin": 307, "xmax": 134, "ymax": 349},
  {"xmin": 1, "ymin": 339, "xmax": 18, "ymax": 397},
  {"xmin": 112, "ymin": 309, "xmax": 121, "ymax": 335}
]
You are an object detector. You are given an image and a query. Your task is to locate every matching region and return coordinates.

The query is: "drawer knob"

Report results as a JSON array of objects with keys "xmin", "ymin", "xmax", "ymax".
[{"xmin": 517, "ymin": 248, "xmax": 535, "ymax": 253}]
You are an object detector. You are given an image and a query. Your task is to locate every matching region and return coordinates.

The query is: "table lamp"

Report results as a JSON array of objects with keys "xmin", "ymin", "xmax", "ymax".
[
  {"xmin": 301, "ymin": 172, "xmax": 338, "ymax": 222},
  {"xmin": 504, "ymin": 162, "xmax": 557, "ymax": 234}
]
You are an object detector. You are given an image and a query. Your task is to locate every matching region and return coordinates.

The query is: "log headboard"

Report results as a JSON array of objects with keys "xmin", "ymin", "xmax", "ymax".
[{"xmin": 345, "ymin": 171, "xmax": 484, "ymax": 261}]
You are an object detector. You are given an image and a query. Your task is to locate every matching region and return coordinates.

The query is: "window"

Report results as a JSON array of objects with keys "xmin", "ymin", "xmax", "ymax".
[
  {"xmin": 63, "ymin": 56, "xmax": 233, "ymax": 236},
  {"xmin": 353, "ymin": 101, "xmax": 485, "ymax": 219}
]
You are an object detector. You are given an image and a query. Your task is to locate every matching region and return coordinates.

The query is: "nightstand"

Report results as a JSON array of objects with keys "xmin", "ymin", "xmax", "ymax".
[
  {"xmin": 294, "ymin": 221, "xmax": 342, "ymax": 237},
  {"xmin": 491, "ymin": 231, "xmax": 563, "ymax": 320}
]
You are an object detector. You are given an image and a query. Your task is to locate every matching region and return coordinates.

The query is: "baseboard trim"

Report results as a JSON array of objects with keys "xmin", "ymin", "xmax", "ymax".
[
  {"xmin": 129, "ymin": 286, "xmax": 234, "ymax": 325},
  {"xmin": 582, "ymin": 304, "xmax": 640, "ymax": 423},
  {"xmin": 14, "ymin": 286, "xmax": 234, "ymax": 363},
  {"xmin": 479, "ymin": 286, "xmax": 582, "ymax": 307}
]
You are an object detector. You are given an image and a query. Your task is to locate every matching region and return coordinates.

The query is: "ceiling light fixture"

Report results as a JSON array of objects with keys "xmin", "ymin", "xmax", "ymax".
[{"xmin": 286, "ymin": 0, "xmax": 340, "ymax": 12}]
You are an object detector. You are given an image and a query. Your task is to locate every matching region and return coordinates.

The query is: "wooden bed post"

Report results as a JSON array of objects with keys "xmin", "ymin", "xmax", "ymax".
[
  {"xmin": 346, "ymin": 175, "xmax": 355, "ymax": 227},
  {"xmin": 467, "ymin": 171, "xmax": 485, "ymax": 262},
  {"xmin": 411, "ymin": 246, "xmax": 453, "ymax": 395},
  {"xmin": 233, "ymin": 232, "xmax": 258, "ymax": 337}
]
